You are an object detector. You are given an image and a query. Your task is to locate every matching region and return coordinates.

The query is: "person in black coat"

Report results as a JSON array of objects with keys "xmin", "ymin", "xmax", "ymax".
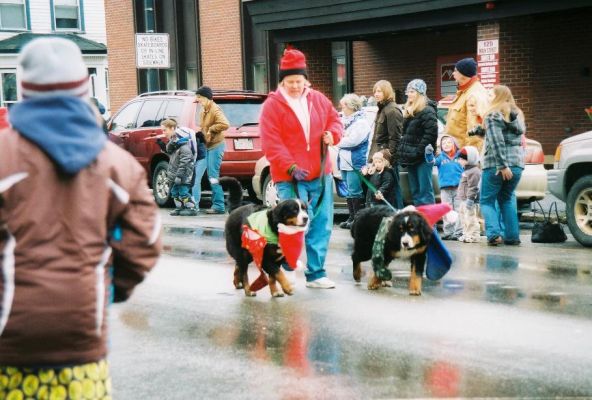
[
  {"xmin": 363, "ymin": 150, "xmax": 396, "ymax": 208},
  {"xmin": 399, "ymin": 79, "xmax": 438, "ymax": 205}
]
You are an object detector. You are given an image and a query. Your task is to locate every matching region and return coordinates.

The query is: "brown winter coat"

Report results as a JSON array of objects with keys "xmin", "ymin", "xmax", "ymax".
[
  {"xmin": 0, "ymin": 129, "xmax": 161, "ymax": 366},
  {"xmin": 199, "ymin": 100, "xmax": 230, "ymax": 149},
  {"xmin": 368, "ymin": 100, "xmax": 403, "ymax": 164}
]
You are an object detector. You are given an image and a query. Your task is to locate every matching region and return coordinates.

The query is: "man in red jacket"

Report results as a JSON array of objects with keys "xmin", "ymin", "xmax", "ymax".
[{"xmin": 259, "ymin": 49, "xmax": 342, "ymax": 289}]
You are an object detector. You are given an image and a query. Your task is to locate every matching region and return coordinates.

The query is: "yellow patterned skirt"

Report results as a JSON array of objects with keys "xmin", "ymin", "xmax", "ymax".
[{"xmin": 0, "ymin": 360, "xmax": 111, "ymax": 400}]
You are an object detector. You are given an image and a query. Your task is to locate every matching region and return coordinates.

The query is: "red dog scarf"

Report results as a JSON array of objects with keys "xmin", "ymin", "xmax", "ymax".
[{"xmin": 241, "ymin": 218, "xmax": 306, "ymax": 292}]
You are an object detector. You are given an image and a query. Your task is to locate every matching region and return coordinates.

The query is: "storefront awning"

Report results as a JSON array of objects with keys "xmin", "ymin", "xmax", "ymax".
[
  {"xmin": 0, "ymin": 33, "xmax": 107, "ymax": 54},
  {"xmin": 244, "ymin": 0, "xmax": 592, "ymax": 42}
]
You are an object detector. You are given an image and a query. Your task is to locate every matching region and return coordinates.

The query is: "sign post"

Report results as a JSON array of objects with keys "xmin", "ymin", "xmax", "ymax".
[
  {"xmin": 135, "ymin": 33, "xmax": 170, "ymax": 69},
  {"xmin": 477, "ymin": 39, "xmax": 499, "ymax": 89}
]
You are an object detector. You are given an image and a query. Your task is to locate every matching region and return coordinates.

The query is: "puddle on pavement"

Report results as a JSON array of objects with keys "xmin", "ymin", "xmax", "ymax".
[
  {"xmin": 162, "ymin": 244, "xmax": 227, "ymax": 260},
  {"xmin": 205, "ymin": 301, "xmax": 589, "ymax": 398},
  {"xmin": 164, "ymin": 226, "xmax": 224, "ymax": 238}
]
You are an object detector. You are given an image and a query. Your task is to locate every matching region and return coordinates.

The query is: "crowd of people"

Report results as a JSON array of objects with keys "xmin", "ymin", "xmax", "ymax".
[
  {"xmin": 335, "ymin": 56, "xmax": 526, "ymax": 249},
  {"xmin": 165, "ymin": 50, "xmax": 527, "ymax": 285}
]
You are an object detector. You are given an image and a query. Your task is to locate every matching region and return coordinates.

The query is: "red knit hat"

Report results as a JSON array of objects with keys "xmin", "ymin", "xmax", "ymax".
[{"xmin": 279, "ymin": 49, "xmax": 308, "ymax": 81}]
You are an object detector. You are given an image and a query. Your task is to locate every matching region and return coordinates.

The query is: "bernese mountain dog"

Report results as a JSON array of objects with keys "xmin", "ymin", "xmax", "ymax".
[
  {"xmin": 222, "ymin": 177, "xmax": 308, "ymax": 297},
  {"xmin": 350, "ymin": 205, "xmax": 433, "ymax": 295}
]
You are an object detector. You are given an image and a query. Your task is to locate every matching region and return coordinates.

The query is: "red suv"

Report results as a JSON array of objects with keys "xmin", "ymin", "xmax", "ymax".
[{"xmin": 108, "ymin": 90, "xmax": 267, "ymax": 206}]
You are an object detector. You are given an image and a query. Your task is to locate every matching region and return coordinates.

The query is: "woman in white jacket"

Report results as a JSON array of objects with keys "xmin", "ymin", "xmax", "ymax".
[{"xmin": 337, "ymin": 93, "xmax": 371, "ymax": 229}]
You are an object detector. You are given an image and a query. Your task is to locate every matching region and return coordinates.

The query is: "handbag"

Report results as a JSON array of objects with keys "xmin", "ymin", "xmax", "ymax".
[{"xmin": 531, "ymin": 201, "xmax": 567, "ymax": 243}]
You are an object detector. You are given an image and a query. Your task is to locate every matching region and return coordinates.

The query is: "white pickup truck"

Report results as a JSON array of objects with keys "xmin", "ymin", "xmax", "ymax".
[{"xmin": 547, "ymin": 130, "xmax": 592, "ymax": 247}]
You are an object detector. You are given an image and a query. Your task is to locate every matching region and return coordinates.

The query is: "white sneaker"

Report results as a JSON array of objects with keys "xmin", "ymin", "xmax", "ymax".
[
  {"xmin": 305, "ymin": 277, "xmax": 336, "ymax": 289},
  {"xmin": 284, "ymin": 269, "xmax": 296, "ymax": 286}
]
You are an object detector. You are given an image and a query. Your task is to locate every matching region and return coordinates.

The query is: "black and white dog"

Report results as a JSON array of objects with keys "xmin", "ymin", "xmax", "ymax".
[
  {"xmin": 350, "ymin": 205, "xmax": 433, "ymax": 295},
  {"xmin": 222, "ymin": 177, "xmax": 308, "ymax": 297}
]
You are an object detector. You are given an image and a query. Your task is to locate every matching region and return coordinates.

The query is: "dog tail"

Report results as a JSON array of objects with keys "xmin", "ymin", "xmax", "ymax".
[{"xmin": 219, "ymin": 177, "xmax": 243, "ymax": 212}]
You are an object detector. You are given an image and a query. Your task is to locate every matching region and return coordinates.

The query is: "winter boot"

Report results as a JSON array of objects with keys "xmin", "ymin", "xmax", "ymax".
[
  {"xmin": 170, "ymin": 208, "xmax": 182, "ymax": 216},
  {"xmin": 340, "ymin": 198, "xmax": 355, "ymax": 229},
  {"xmin": 347, "ymin": 198, "xmax": 364, "ymax": 229}
]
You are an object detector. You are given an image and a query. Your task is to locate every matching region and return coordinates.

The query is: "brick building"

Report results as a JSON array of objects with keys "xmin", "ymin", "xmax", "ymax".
[{"xmin": 105, "ymin": 0, "xmax": 591, "ymax": 156}]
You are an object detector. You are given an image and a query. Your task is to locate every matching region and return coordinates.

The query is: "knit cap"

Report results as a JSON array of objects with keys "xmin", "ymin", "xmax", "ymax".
[
  {"xmin": 18, "ymin": 37, "xmax": 89, "ymax": 98},
  {"xmin": 195, "ymin": 86, "xmax": 213, "ymax": 100},
  {"xmin": 406, "ymin": 79, "xmax": 427, "ymax": 95},
  {"xmin": 458, "ymin": 146, "xmax": 480, "ymax": 166},
  {"xmin": 455, "ymin": 57, "xmax": 478, "ymax": 78},
  {"xmin": 279, "ymin": 49, "xmax": 308, "ymax": 81}
]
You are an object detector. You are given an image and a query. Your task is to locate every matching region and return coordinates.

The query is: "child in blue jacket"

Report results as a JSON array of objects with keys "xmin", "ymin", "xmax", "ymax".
[{"xmin": 431, "ymin": 134, "xmax": 464, "ymax": 239}]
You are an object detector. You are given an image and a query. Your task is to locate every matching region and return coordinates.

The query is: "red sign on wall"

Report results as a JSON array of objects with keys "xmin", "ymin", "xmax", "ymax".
[{"xmin": 477, "ymin": 39, "xmax": 499, "ymax": 89}]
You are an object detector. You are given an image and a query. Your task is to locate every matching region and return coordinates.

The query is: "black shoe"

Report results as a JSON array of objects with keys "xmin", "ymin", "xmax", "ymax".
[
  {"xmin": 340, "ymin": 220, "xmax": 353, "ymax": 230},
  {"xmin": 488, "ymin": 236, "xmax": 503, "ymax": 246},
  {"xmin": 339, "ymin": 218, "xmax": 353, "ymax": 229},
  {"xmin": 504, "ymin": 239, "xmax": 521, "ymax": 246},
  {"xmin": 179, "ymin": 208, "xmax": 198, "ymax": 216},
  {"xmin": 169, "ymin": 209, "xmax": 182, "ymax": 216},
  {"xmin": 205, "ymin": 208, "xmax": 225, "ymax": 215}
]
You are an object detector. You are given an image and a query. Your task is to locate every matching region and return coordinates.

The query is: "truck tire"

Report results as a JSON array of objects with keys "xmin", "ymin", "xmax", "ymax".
[
  {"xmin": 566, "ymin": 175, "xmax": 592, "ymax": 247},
  {"xmin": 152, "ymin": 161, "xmax": 173, "ymax": 207}
]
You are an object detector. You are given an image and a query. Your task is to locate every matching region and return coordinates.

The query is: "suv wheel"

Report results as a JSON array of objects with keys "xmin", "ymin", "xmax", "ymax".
[
  {"xmin": 153, "ymin": 161, "xmax": 173, "ymax": 207},
  {"xmin": 262, "ymin": 175, "xmax": 279, "ymax": 208},
  {"xmin": 566, "ymin": 175, "xmax": 592, "ymax": 247}
]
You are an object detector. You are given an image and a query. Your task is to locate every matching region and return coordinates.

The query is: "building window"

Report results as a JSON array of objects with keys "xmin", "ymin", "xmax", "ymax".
[
  {"xmin": 253, "ymin": 63, "xmax": 267, "ymax": 94},
  {"xmin": 0, "ymin": 71, "xmax": 17, "ymax": 107},
  {"xmin": 332, "ymin": 42, "xmax": 349, "ymax": 105},
  {"xmin": 0, "ymin": 0, "xmax": 27, "ymax": 30},
  {"xmin": 53, "ymin": 0, "xmax": 81, "ymax": 30}
]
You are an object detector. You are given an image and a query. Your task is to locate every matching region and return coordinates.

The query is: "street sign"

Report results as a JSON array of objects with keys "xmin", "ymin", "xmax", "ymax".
[
  {"xmin": 136, "ymin": 33, "xmax": 170, "ymax": 69},
  {"xmin": 477, "ymin": 39, "xmax": 499, "ymax": 89}
]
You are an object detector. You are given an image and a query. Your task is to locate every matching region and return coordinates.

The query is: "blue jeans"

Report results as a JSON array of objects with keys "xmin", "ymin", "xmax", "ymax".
[
  {"xmin": 276, "ymin": 175, "xmax": 334, "ymax": 282},
  {"xmin": 207, "ymin": 143, "xmax": 225, "ymax": 212},
  {"xmin": 170, "ymin": 184, "xmax": 191, "ymax": 201},
  {"xmin": 407, "ymin": 160, "xmax": 435, "ymax": 205},
  {"xmin": 192, "ymin": 157, "xmax": 208, "ymax": 207},
  {"xmin": 480, "ymin": 167, "xmax": 523, "ymax": 241},
  {"xmin": 341, "ymin": 170, "xmax": 363, "ymax": 198}
]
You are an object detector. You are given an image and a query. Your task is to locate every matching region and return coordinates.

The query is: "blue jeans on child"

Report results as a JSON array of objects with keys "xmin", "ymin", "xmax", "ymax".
[
  {"xmin": 407, "ymin": 160, "xmax": 435, "ymax": 205},
  {"xmin": 207, "ymin": 143, "xmax": 225, "ymax": 212},
  {"xmin": 170, "ymin": 184, "xmax": 191, "ymax": 201},
  {"xmin": 480, "ymin": 166, "xmax": 523, "ymax": 241},
  {"xmin": 276, "ymin": 175, "xmax": 334, "ymax": 282},
  {"xmin": 341, "ymin": 170, "xmax": 363, "ymax": 198}
]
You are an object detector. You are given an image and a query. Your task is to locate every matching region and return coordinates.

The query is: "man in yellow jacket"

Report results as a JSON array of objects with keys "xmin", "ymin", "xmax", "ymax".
[
  {"xmin": 195, "ymin": 85, "xmax": 230, "ymax": 214},
  {"xmin": 445, "ymin": 57, "xmax": 489, "ymax": 149}
]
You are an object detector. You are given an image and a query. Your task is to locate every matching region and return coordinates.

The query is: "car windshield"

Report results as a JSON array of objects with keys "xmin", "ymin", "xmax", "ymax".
[{"xmin": 215, "ymin": 100, "xmax": 263, "ymax": 127}]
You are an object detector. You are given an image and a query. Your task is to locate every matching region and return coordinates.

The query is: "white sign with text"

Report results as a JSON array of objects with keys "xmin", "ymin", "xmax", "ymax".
[{"xmin": 136, "ymin": 34, "xmax": 170, "ymax": 69}]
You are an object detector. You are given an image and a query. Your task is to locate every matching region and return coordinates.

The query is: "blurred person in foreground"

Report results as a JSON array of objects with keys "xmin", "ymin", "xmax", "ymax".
[
  {"xmin": 259, "ymin": 48, "xmax": 342, "ymax": 289},
  {"xmin": 0, "ymin": 38, "xmax": 161, "ymax": 397}
]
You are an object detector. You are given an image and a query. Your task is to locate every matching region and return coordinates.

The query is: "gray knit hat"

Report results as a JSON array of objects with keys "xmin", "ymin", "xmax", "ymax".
[
  {"xmin": 406, "ymin": 79, "xmax": 427, "ymax": 95},
  {"xmin": 18, "ymin": 37, "xmax": 89, "ymax": 99}
]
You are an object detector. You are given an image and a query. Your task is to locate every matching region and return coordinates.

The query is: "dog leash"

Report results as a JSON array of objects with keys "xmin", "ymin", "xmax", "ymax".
[{"xmin": 332, "ymin": 146, "xmax": 397, "ymax": 212}]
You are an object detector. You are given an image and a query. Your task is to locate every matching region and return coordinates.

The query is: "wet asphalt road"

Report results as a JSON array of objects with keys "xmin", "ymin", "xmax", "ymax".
[{"xmin": 108, "ymin": 209, "xmax": 592, "ymax": 399}]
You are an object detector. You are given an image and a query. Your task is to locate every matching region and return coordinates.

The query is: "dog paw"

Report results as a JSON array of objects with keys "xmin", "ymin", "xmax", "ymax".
[
  {"xmin": 367, "ymin": 284, "xmax": 380, "ymax": 290},
  {"xmin": 272, "ymin": 292, "xmax": 285, "ymax": 298},
  {"xmin": 409, "ymin": 290, "xmax": 422, "ymax": 296},
  {"xmin": 381, "ymin": 280, "xmax": 393, "ymax": 287},
  {"xmin": 244, "ymin": 290, "xmax": 256, "ymax": 297},
  {"xmin": 234, "ymin": 282, "xmax": 244, "ymax": 289}
]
